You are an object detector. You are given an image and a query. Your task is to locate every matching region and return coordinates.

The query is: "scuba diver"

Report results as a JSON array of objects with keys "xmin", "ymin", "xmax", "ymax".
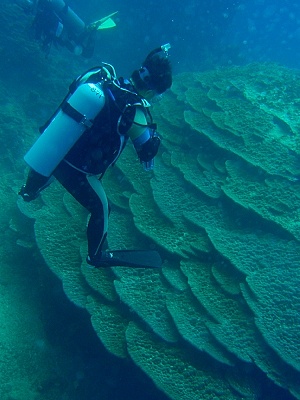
[
  {"xmin": 16, "ymin": 0, "xmax": 118, "ymax": 58},
  {"xmin": 19, "ymin": 44, "xmax": 172, "ymax": 268}
]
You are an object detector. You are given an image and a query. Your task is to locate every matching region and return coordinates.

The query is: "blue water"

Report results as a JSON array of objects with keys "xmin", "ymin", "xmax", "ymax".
[
  {"xmin": 70, "ymin": 0, "xmax": 300, "ymax": 72},
  {"xmin": 1, "ymin": 0, "xmax": 300, "ymax": 399}
]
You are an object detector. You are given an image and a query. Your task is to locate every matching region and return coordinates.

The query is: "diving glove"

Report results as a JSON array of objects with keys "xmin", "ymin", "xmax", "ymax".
[
  {"xmin": 19, "ymin": 184, "xmax": 39, "ymax": 202},
  {"xmin": 19, "ymin": 169, "xmax": 53, "ymax": 202}
]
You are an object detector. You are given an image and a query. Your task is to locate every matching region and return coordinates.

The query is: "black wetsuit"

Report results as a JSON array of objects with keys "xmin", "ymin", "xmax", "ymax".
[
  {"xmin": 47, "ymin": 75, "xmax": 149, "ymax": 259},
  {"xmin": 20, "ymin": 67, "xmax": 158, "ymax": 265},
  {"xmin": 32, "ymin": 0, "xmax": 96, "ymax": 57}
]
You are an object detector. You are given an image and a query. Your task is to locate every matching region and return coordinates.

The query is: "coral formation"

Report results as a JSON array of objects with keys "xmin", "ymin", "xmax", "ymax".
[{"xmin": 15, "ymin": 62, "xmax": 300, "ymax": 399}]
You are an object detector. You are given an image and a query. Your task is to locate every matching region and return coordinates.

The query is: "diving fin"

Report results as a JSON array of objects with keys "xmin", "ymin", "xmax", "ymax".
[
  {"xmin": 97, "ymin": 18, "xmax": 116, "ymax": 30},
  {"xmin": 88, "ymin": 250, "xmax": 163, "ymax": 269},
  {"xmin": 87, "ymin": 11, "xmax": 118, "ymax": 31}
]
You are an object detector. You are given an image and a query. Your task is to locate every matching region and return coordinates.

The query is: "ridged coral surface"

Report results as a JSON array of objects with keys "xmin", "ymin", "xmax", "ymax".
[{"xmin": 18, "ymin": 63, "xmax": 300, "ymax": 399}]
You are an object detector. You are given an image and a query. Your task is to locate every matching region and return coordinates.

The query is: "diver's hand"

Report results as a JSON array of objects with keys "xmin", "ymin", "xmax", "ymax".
[{"xmin": 18, "ymin": 185, "xmax": 39, "ymax": 202}]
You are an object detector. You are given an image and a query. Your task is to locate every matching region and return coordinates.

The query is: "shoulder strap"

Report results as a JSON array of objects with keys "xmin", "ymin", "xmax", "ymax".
[
  {"xmin": 40, "ymin": 65, "xmax": 108, "ymax": 134},
  {"xmin": 69, "ymin": 62, "xmax": 118, "ymax": 93},
  {"xmin": 69, "ymin": 67, "xmax": 102, "ymax": 93}
]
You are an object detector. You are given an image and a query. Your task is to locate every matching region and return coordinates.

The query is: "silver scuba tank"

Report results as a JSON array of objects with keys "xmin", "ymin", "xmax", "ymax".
[{"xmin": 24, "ymin": 82, "xmax": 105, "ymax": 177}]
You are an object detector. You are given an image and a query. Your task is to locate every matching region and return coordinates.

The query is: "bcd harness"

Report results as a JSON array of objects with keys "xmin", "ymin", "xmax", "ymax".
[
  {"xmin": 67, "ymin": 62, "xmax": 156, "ymax": 133},
  {"xmin": 40, "ymin": 63, "xmax": 160, "ymax": 174}
]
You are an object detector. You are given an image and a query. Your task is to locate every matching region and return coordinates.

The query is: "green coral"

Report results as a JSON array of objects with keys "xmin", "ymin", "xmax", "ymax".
[
  {"xmin": 86, "ymin": 296, "xmax": 128, "ymax": 358},
  {"xmin": 114, "ymin": 268, "xmax": 179, "ymax": 343},
  {"xmin": 166, "ymin": 290, "xmax": 236, "ymax": 366},
  {"xmin": 15, "ymin": 62, "xmax": 300, "ymax": 399},
  {"xmin": 126, "ymin": 322, "xmax": 241, "ymax": 400}
]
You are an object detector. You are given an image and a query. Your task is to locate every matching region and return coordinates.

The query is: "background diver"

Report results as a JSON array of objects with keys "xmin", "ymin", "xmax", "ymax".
[
  {"xmin": 16, "ymin": 0, "xmax": 118, "ymax": 58},
  {"xmin": 19, "ymin": 44, "xmax": 172, "ymax": 268}
]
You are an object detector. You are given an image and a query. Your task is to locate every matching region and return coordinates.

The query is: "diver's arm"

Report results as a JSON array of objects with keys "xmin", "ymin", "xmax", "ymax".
[{"xmin": 128, "ymin": 108, "xmax": 161, "ymax": 170}]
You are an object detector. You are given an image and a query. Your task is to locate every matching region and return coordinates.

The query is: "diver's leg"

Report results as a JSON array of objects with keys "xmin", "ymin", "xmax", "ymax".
[
  {"xmin": 81, "ymin": 31, "xmax": 96, "ymax": 58},
  {"xmin": 53, "ymin": 162, "xmax": 109, "ymax": 259},
  {"xmin": 85, "ymin": 175, "xmax": 109, "ymax": 257}
]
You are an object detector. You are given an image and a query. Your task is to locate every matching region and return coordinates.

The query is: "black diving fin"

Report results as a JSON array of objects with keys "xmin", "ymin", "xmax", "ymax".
[{"xmin": 88, "ymin": 250, "xmax": 162, "ymax": 269}]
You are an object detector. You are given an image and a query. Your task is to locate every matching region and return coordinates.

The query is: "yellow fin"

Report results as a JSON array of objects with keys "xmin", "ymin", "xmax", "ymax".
[
  {"xmin": 97, "ymin": 18, "xmax": 116, "ymax": 30},
  {"xmin": 88, "ymin": 11, "xmax": 118, "ymax": 31}
]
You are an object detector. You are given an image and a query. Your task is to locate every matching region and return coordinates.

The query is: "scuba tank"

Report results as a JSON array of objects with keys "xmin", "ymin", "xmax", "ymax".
[
  {"xmin": 24, "ymin": 82, "xmax": 105, "ymax": 177},
  {"xmin": 47, "ymin": 0, "xmax": 86, "ymax": 37}
]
